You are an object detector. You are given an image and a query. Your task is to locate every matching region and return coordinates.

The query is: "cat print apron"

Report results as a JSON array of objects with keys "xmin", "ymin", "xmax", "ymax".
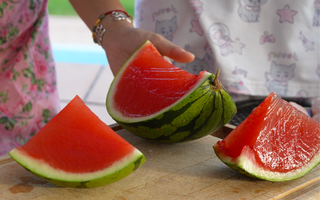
[{"xmin": 134, "ymin": 0, "xmax": 320, "ymax": 101}]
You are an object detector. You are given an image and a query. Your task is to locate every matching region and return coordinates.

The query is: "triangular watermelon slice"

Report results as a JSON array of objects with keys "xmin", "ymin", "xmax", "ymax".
[
  {"xmin": 214, "ymin": 92, "xmax": 320, "ymax": 181},
  {"xmin": 9, "ymin": 96, "xmax": 145, "ymax": 188},
  {"xmin": 106, "ymin": 40, "xmax": 236, "ymax": 143}
]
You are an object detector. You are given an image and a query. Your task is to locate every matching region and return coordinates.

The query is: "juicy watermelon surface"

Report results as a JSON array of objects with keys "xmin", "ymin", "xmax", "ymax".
[
  {"xmin": 114, "ymin": 42, "xmax": 206, "ymax": 117},
  {"xmin": 107, "ymin": 40, "xmax": 236, "ymax": 143},
  {"xmin": 9, "ymin": 96, "xmax": 145, "ymax": 187},
  {"xmin": 214, "ymin": 92, "xmax": 320, "ymax": 181},
  {"xmin": 19, "ymin": 96, "xmax": 135, "ymax": 173}
]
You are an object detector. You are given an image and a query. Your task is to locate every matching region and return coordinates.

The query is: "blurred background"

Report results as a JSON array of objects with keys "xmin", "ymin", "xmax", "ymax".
[
  {"xmin": 48, "ymin": 0, "xmax": 134, "ymax": 16},
  {"xmin": 48, "ymin": 0, "xmax": 135, "ymax": 125}
]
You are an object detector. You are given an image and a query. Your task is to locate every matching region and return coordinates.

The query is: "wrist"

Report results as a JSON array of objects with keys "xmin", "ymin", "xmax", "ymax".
[{"xmin": 92, "ymin": 10, "xmax": 133, "ymax": 46}]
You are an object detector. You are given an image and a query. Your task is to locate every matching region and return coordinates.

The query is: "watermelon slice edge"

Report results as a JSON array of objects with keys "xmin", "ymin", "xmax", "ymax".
[
  {"xmin": 9, "ymin": 147, "xmax": 145, "ymax": 187},
  {"xmin": 106, "ymin": 40, "xmax": 237, "ymax": 143},
  {"xmin": 214, "ymin": 92, "xmax": 320, "ymax": 181},
  {"xmin": 9, "ymin": 95, "xmax": 146, "ymax": 188}
]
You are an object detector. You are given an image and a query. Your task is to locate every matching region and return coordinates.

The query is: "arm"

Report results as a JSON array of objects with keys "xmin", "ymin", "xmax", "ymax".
[{"xmin": 69, "ymin": 0, "xmax": 194, "ymax": 76}]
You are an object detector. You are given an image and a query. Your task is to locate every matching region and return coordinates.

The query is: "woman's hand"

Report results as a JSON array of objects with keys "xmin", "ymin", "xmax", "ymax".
[
  {"xmin": 101, "ymin": 19, "xmax": 194, "ymax": 76},
  {"xmin": 69, "ymin": 0, "xmax": 193, "ymax": 76},
  {"xmin": 69, "ymin": 0, "xmax": 194, "ymax": 76}
]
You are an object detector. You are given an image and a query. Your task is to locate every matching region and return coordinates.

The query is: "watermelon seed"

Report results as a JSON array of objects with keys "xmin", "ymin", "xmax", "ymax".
[{"xmin": 211, "ymin": 68, "xmax": 222, "ymax": 91}]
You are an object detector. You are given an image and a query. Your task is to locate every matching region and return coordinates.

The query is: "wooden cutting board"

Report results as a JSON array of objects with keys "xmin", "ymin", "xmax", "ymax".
[{"xmin": 0, "ymin": 124, "xmax": 319, "ymax": 200}]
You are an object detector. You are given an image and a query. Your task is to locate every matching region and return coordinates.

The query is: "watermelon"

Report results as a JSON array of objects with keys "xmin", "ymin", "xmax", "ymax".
[
  {"xmin": 213, "ymin": 92, "xmax": 320, "ymax": 182},
  {"xmin": 9, "ymin": 96, "xmax": 145, "ymax": 188},
  {"xmin": 106, "ymin": 40, "xmax": 236, "ymax": 143}
]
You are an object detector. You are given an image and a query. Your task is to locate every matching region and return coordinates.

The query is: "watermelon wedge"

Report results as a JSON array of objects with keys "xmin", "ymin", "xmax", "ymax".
[
  {"xmin": 106, "ymin": 40, "xmax": 236, "ymax": 143},
  {"xmin": 9, "ymin": 96, "xmax": 146, "ymax": 188},
  {"xmin": 213, "ymin": 92, "xmax": 320, "ymax": 181}
]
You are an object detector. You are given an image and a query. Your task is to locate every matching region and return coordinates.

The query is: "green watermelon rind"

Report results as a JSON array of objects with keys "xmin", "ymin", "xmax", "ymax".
[
  {"xmin": 114, "ymin": 76, "xmax": 236, "ymax": 143},
  {"xmin": 213, "ymin": 143, "xmax": 320, "ymax": 182},
  {"xmin": 9, "ymin": 148, "xmax": 146, "ymax": 188},
  {"xmin": 106, "ymin": 40, "xmax": 237, "ymax": 143}
]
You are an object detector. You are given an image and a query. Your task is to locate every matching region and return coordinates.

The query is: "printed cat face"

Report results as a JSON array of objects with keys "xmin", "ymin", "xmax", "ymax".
[
  {"xmin": 270, "ymin": 61, "xmax": 296, "ymax": 82},
  {"xmin": 213, "ymin": 31, "xmax": 229, "ymax": 45},
  {"xmin": 244, "ymin": 0, "xmax": 267, "ymax": 7},
  {"xmin": 155, "ymin": 16, "xmax": 177, "ymax": 40},
  {"xmin": 186, "ymin": 58, "xmax": 210, "ymax": 75},
  {"xmin": 208, "ymin": 23, "xmax": 230, "ymax": 45}
]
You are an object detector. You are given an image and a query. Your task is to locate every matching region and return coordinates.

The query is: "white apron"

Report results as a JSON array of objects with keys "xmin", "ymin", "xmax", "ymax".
[{"xmin": 134, "ymin": 0, "xmax": 320, "ymax": 101}]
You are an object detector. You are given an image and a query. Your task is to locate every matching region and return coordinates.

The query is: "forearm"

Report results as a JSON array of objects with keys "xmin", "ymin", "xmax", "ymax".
[
  {"xmin": 69, "ymin": 0, "xmax": 126, "ymax": 30},
  {"xmin": 69, "ymin": 0, "xmax": 194, "ymax": 76}
]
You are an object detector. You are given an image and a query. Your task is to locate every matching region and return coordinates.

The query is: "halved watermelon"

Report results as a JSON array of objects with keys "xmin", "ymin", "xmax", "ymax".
[
  {"xmin": 213, "ymin": 92, "xmax": 320, "ymax": 181},
  {"xmin": 106, "ymin": 40, "xmax": 236, "ymax": 143},
  {"xmin": 9, "ymin": 96, "xmax": 145, "ymax": 188}
]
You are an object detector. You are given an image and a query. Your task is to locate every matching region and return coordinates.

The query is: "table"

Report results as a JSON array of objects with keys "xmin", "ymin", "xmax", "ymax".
[{"xmin": 0, "ymin": 124, "xmax": 319, "ymax": 200}]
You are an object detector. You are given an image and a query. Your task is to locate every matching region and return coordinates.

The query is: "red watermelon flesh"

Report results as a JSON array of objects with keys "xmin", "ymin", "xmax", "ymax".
[
  {"xmin": 214, "ymin": 92, "xmax": 320, "ymax": 180},
  {"xmin": 18, "ymin": 96, "xmax": 136, "ymax": 173},
  {"xmin": 10, "ymin": 95, "xmax": 145, "ymax": 188},
  {"xmin": 114, "ymin": 42, "xmax": 207, "ymax": 117}
]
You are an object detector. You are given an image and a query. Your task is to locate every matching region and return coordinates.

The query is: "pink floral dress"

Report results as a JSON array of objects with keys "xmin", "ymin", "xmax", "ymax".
[{"xmin": 0, "ymin": 0, "xmax": 59, "ymax": 155}]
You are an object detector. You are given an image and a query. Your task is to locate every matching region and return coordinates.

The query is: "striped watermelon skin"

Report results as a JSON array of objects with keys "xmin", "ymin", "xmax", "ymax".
[
  {"xmin": 24, "ymin": 155, "xmax": 146, "ymax": 188},
  {"xmin": 114, "ymin": 74, "xmax": 236, "ymax": 143}
]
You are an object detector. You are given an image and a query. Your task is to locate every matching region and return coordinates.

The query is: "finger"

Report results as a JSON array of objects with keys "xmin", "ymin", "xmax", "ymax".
[
  {"xmin": 168, "ymin": 46, "xmax": 195, "ymax": 63},
  {"xmin": 150, "ymin": 34, "xmax": 195, "ymax": 63}
]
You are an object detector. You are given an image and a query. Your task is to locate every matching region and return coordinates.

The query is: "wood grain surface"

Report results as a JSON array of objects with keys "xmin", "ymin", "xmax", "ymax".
[{"xmin": 0, "ymin": 125, "xmax": 319, "ymax": 200}]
